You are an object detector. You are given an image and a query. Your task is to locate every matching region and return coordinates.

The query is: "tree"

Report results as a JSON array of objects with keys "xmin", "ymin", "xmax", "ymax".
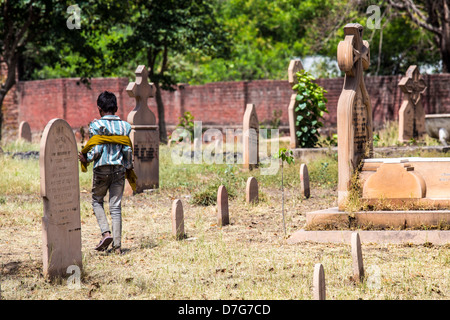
[
  {"xmin": 0, "ymin": 0, "xmax": 121, "ymax": 141},
  {"xmin": 110, "ymin": 0, "xmax": 228, "ymax": 144},
  {"xmin": 388, "ymin": 0, "xmax": 450, "ymax": 72},
  {"xmin": 275, "ymin": 147, "xmax": 294, "ymax": 238}
]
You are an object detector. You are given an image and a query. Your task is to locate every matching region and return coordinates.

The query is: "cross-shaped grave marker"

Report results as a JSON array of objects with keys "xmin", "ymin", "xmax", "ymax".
[
  {"xmin": 336, "ymin": 23, "xmax": 373, "ymax": 210},
  {"xmin": 126, "ymin": 65, "xmax": 160, "ymax": 193},
  {"xmin": 398, "ymin": 65, "xmax": 427, "ymax": 142}
]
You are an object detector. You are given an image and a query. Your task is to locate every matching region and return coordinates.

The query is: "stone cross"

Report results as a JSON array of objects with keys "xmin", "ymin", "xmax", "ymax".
[
  {"xmin": 299, "ymin": 163, "xmax": 310, "ymax": 199},
  {"xmin": 313, "ymin": 263, "xmax": 326, "ymax": 300},
  {"xmin": 217, "ymin": 185, "xmax": 229, "ymax": 226},
  {"xmin": 246, "ymin": 177, "xmax": 258, "ymax": 204},
  {"xmin": 336, "ymin": 23, "xmax": 373, "ymax": 210},
  {"xmin": 288, "ymin": 59, "xmax": 304, "ymax": 149},
  {"xmin": 398, "ymin": 65, "xmax": 427, "ymax": 142},
  {"xmin": 126, "ymin": 65, "xmax": 156, "ymax": 124},
  {"xmin": 171, "ymin": 199, "xmax": 185, "ymax": 240},
  {"xmin": 242, "ymin": 103, "xmax": 259, "ymax": 170},
  {"xmin": 126, "ymin": 65, "xmax": 160, "ymax": 192},
  {"xmin": 18, "ymin": 121, "xmax": 31, "ymax": 142},
  {"xmin": 40, "ymin": 118, "xmax": 82, "ymax": 279},
  {"xmin": 351, "ymin": 232, "xmax": 364, "ymax": 283}
]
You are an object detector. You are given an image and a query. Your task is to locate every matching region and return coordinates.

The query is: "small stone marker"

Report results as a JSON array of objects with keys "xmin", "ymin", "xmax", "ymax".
[
  {"xmin": 172, "ymin": 199, "xmax": 185, "ymax": 240},
  {"xmin": 351, "ymin": 232, "xmax": 364, "ymax": 282},
  {"xmin": 18, "ymin": 121, "xmax": 32, "ymax": 142},
  {"xmin": 217, "ymin": 185, "xmax": 229, "ymax": 226},
  {"xmin": 313, "ymin": 263, "xmax": 326, "ymax": 300},
  {"xmin": 40, "ymin": 118, "xmax": 82, "ymax": 279},
  {"xmin": 287, "ymin": 59, "xmax": 304, "ymax": 149},
  {"xmin": 336, "ymin": 23, "xmax": 373, "ymax": 210},
  {"xmin": 242, "ymin": 103, "xmax": 259, "ymax": 170},
  {"xmin": 300, "ymin": 163, "xmax": 310, "ymax": 199},
  {"xmin": 398, "ymin": 65, "xmax": 427, "ymax": 142},
  {"xmin": 246, "ymin": 177, "xmax": 258, "ymax": 204},
  {"xmin": 127, "ymin": 65, "xmax": 159, "ymax": 192}
]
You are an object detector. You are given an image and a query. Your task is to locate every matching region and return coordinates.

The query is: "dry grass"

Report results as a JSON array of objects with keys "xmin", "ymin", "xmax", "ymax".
[{"xmin": 0, "ymin": 143, "xmax": 449, "ymax": 300}]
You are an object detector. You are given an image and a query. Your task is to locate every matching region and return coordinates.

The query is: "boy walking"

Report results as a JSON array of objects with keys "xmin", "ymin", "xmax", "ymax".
[{"xmin": 78, "ymin": 91, "xmax": 135, "ymax": 254}]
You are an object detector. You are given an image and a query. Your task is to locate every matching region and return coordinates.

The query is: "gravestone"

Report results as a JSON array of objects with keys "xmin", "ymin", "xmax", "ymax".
[
  {"xmin": 287, "ymin": 59, "xmax": 304, "ymax": 149},
  {"xmin": 18, "ymin": 121, "xmax": 32, "ymax": 142},
  {"xmin": 172, "ymin": 199, "xmax": 185, "ymax": 240},
  {"xmin": 300, "ymin": 163, "xmax": 310, "ymax": 199},
  {"xmin": 242, "ymin": 103, "xmax": 259, "ymax": 170},
  {"xmin": 313, "ymin": 263, "xmax": 326, "ymax": 300},
  {"xmin": 302, "ymin": 23, "xmax": 450, "ymax": 230},
  {"xmin": 127, "ymin": 65, "xmax": 159, "ymax": 192},
  {"xmin": 398, "ymin": 65, "xmax": 427, "ymax": 143},
  {"xmin": 246, "ymin": 177, "xmax": 258, "ymax": 204},
  {"xmin": 425, "ymin": 114, "xmax": 450, "ymax": 145},
  {"xmin": 217, "ymin": 185, "xmax": 229, "ymax": 226},
  {"xmin": 351, "ymin": 232, "xmax": 364, "ymax": 283},
  {"xmin": 336, "ymin": 23, "xmax": 373, "ymax": 210},
  {"xmin": 40, "ymin": 118, "xmax": 82, "ymax": 278}
]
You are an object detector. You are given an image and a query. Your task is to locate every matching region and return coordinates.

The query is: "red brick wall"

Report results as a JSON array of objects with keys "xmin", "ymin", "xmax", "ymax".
[{"xmin": 4, "ymin": 74, "xmax": 450, "ymax": 137}]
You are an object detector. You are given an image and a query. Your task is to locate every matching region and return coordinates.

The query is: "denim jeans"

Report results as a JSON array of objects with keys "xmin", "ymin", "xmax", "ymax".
[{"xmin": 92, "ymin": 165, "xmax": 125, "ymax": 248}]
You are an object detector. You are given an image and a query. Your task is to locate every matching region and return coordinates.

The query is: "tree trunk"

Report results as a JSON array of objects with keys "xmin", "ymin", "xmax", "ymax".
[
  {"xmin": 0, "ymin": 57, "xmax": 18, "ymax": 142},
  {"xmin": 154, "ymin": 82, "xmax": 168, "ymax": 144},
  {"xmin": 441, "ymin": 1, "xmax": 450, "ymax": 73}
]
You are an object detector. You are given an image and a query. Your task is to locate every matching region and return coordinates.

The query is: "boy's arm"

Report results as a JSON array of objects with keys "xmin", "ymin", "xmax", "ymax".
[
  {"xmin": 122, "ymin": 145, "xmax": 133, "ymax": 170},
  {"xmin": 84, "ymin": 122, "xmax": 102, "ymax": 163}
]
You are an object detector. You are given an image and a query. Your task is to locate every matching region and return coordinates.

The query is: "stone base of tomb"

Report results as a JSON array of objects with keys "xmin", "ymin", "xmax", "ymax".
[
  {"xmin": 305, "ymin": 207, "xmax": 450, "ymax": 230},
  {"xmin": 287, "ymin": 229, "xmax": 450, "ymax": 245}
]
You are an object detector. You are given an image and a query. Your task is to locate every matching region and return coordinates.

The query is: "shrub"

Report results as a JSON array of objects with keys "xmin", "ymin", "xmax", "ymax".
[{"xmin": 292, "ymin": 70, "xmax": 328, "ymax": 148}]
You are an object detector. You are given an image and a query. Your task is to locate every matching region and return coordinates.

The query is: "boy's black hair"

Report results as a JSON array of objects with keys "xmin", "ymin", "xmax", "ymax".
[{"xmin": 97, "ymin": 91, "xmax": 118, "ymax": 113}]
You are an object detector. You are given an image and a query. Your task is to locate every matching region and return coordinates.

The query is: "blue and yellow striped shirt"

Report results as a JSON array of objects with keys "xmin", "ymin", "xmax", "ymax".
[{"xmin": 86, "ymin": 115, "xmax": 133, "ymax": 170}]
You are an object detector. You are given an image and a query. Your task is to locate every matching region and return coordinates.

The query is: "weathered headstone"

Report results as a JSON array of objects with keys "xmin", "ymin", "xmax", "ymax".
[
  {"xmin": 300, "ymin": 163, "xmax": 310, "ymax": 199},
  {"xmin": 217, "ymin": 185, "xmax": 229, "ymax": 226},
  {"xmin": 193, "ymin": 137, "xmax": 202, "ymax": 163},
  {"xmin": 172, "ymin": 199, "xmax": 185, "ymax": 240},
  {"xmin": 288, "ymin": 59, "xmax": 304, "ymax": 149},
  {"xmin": 351, "ymin": 232, "xmax": 364, "ymax": 283},
  {"xmin": 127, "ymin": 65, "xmax": 159, "ymax": 192},
  {"xmin": 398, "ymin": 65, "xmax": 427, "ymax": 142},
  {"xmin": 313, "ymin": 263, "xmax": 326, "ymax": 300},
  {"xmin": 246, "ymin": 177, "xmax": 258, "ymax": 204},
  {"xmin": 336, "ymin": 23, "xmax": 373, "ymax": 210},
  {"xmin": 40, "ymin": 118, "xmax": 82, "ymax": 278},
  {"xmin": 18, "ymin": 121, "xmax": 32, "ymax": 142},
  {"xmin": 242, "ymin": 103, "xmax": 259, "ymax": 170}
]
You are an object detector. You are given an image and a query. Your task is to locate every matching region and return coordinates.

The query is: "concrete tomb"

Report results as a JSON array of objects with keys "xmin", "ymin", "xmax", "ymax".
[{"xmin": 304, "ymin": 23, "xmax": 450, "ymax": 230}]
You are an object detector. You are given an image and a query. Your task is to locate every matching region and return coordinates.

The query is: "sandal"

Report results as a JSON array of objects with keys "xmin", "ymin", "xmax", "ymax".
[{"xmin": 95, "ymin": 234, "xmax": 113, "ymax": 251}]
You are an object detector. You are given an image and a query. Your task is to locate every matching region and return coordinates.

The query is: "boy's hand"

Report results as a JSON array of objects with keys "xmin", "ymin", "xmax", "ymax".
[{"xmin": 78, "ymin": 151, "xmax": 87, "ymax": 164}]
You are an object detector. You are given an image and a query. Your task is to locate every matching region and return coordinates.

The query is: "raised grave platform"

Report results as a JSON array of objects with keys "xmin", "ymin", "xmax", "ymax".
[
  {"xmin": 306, "ymin": 207, "xmax": 450, "ymax": 229},
  {"xmin": 288, "ymin": 229, "xmax": 450, "ymax": 245}
]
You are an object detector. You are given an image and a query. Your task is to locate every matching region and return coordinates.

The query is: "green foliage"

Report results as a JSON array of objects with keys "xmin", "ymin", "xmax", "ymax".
[
  {"xmin": 319, "ymin": 133, "xmax": 338, "ymax": 147},
  {"xmin": 275, "ymin": 148, "xmax": 294, "ymax": 165},
  {"xmin": 173, "ymin": 111, "xmax": 195, "ymax": 142},
  {"xmin": 260, "ymin": 110, "xmax": 282, "ymax": 139},
  {"xmin": 292, "ymin": 70, "xmax": 328, "ymax": 148},
  {"xmin": 308, "ymin": 155, "xmax": 338, "ymax": 189}
]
